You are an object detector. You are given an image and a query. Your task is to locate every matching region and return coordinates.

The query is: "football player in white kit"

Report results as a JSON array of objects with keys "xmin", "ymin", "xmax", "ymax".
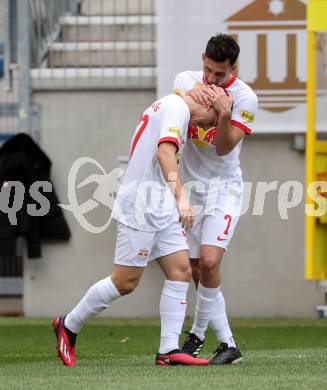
[
  {"xmin": 174, "ymin": 34, "xmax": 258, "ymax": 364},
  {"xmin": 52, "ymin": 92, "xmax": 219, "ymax": 366}
]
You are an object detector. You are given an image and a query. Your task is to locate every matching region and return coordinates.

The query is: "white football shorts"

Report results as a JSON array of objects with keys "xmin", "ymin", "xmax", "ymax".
[
  {"xmin": 187, "ymin": 181, "xmax": 243, "ymax": 258},
  {"xmin": 114, "ymin": 221, "xmax": 188, "ymax": 267}
]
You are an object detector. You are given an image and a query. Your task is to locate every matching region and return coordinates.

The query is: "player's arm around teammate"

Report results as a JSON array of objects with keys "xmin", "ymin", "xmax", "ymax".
[
  {"xmin": 189, "ymin": 85, "xmax": 241, "ymax": 293},
  {"xmin": 192, "ymin": 85, "xmax": 245, "ymax": 156},
  {"xmin": 173, "ymin": 34, "xmax": 257, "ymax": 365}
]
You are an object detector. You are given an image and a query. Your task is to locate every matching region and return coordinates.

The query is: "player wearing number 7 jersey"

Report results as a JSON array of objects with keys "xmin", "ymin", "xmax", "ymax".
[
  {"xmin": 174, "ymin": 34, "xmax": 258, "ymax": 365},
  {"xmin": 52, "ymin": 92, "xmax": 218, "ymax": 367}
]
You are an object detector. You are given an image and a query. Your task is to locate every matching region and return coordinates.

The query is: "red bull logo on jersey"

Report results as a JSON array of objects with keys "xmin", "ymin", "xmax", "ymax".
[{"xmin": 187, "ymin": 125, "xmax": 217, "ymax": 148}]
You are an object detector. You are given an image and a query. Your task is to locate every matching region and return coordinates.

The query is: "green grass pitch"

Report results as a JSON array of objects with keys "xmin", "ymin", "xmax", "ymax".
[{"xmin": 1, "ymin": 317, "xmax": 327, "ymax": 390}]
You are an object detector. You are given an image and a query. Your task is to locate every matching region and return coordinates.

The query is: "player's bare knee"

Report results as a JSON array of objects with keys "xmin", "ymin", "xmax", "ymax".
[
  {"xmin": 118, "ymin": 279, "xmax": 139, "ymax": 295},
  {"xmin": 113, "ymin": 275, "xmax": 140, "ymax": 295},
  {"xmin": 199, "ymin": 255, "xmax": 218, "ymax": 273},
  {"xmin": 170, "ymin": 263, "xmax": 192, "ymax": 282}
]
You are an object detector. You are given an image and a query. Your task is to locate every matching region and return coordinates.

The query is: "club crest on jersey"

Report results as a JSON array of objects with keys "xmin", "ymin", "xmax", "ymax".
[
  {"xmin": 137, "ymin": 248, "xmax": 149, "ymax": 259},
  {"xmin": 187, "ymin": 125, "xmax": 216, "ymax": 148},
  {"xmin": 169, "ymin": 127, "xmax": 182, "ymax": 139},
  {"xmin": 240, "ymin": 110, "xmax": 254, "ymax": 123}
]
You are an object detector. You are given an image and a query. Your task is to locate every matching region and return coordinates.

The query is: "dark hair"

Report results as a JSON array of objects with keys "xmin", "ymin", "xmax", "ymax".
[{"xmin": 205, "ymin": 34, "xmax": 240, "ymax": 66}]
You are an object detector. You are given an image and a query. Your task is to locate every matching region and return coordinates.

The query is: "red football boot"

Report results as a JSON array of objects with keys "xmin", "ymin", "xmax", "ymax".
[
  {"xmin": 52, "ymin": 317, "xmax": 76, "ymax": 366},
  {"xmin": 155, "ymin": 349, "xmax": 209, "ymax": 366}
]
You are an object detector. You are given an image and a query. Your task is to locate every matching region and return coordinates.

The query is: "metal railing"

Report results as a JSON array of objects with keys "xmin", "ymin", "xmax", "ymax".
[
  {"xmin": 29, "ymin": 0, "xmax": 80, "ymax": 67},
  {"xmin": 30, "ymin": 0, "xmax": 156, "ymax": 90},
  {"xmin": 0, "ymin": 0, "xmax": 19, "ymax": 138},
  {"xmin": 0, "ymin": 0, "xmax": 156, "ymax": 139},
  {"xmin": 2, "ymin": 0, "xmax": 156, "ymax": 94},
  {"xmin": 0, "ymin": 0, "xmax": 81, "ymax": 139}
]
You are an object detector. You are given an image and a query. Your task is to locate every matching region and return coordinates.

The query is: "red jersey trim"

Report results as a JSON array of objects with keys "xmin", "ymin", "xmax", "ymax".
[
  {"xmin": 222, "ymin": 75, "xmax": 237, "ymax": 89},
  {"xmin": 231, "ymin": 120, "xmax": 252, "ymax": 135},
  {"xmin": 158, "ymin": 137, "xmax": 180, "ymax": 152},
  {"xmin": 202, "ymin": 74, "xmax": 237, "ymax": 89}
]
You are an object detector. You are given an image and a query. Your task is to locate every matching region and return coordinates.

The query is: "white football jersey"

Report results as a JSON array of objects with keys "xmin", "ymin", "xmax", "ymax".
[
  {"xmin": 173, "ymin": 71, "xmax": 258, "ymax": 205},
  {"xmin": 112, "ymin": 93, "xmax": 190, "ymax": 232}
]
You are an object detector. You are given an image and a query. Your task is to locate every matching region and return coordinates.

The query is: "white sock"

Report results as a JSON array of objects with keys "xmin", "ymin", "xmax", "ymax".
[
  {"xmin": 159, "ymin": 280, "xmax": 189, "ymax": 354},
  {"xmin": 191, "ymin": 282, "xmax": 219, "ymax": 341},
  {"xmin": 209, "ymin": 288, "xmax": 236, "ymax": 348},
  {"xmin": 64, "ymin": 276, "xmax": 121, "ymax": 334}
]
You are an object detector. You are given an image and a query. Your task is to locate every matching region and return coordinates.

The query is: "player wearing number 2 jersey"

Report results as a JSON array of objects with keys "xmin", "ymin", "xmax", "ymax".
[
  {"xmin": 174, "ymin": 34, "xmax": 258, "ymax": 365},
  {"xmin": 52, "ymin": 92, "xmax": 218, "ymax": 367}
]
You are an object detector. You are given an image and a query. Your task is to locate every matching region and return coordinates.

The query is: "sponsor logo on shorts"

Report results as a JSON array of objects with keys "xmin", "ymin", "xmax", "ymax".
[
  {"xmin": 240, "ymin": 110, "xmax": 254, "ymax": 123},
  {"xmin": 217, "ymin": 236, "xmax": 227, "ymax": 241},
  {"xmin": 138, "ymin": 248, "xmax": 149, "ymax": 259}
]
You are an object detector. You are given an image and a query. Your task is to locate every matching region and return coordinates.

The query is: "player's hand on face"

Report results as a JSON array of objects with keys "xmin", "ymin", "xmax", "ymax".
[
  {"xmin": 204, "ymin": 85, "xmax": 233, "ymax": 117},
  {"xmin": 177, "ymin": 197, "xmax": 195, "ymax": 229},
  {"xmin": 186, "ymin": 88, "xmax": 212, "ymax": 109}
]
